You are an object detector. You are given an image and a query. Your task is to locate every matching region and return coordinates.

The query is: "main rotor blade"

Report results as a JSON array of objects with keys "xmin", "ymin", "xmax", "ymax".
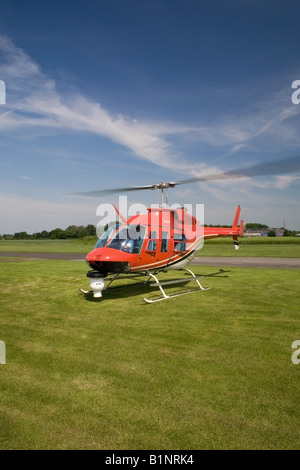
[
  {"xmin": 70, "ymin": 155, "xmax": 299, "ymax": 197},
  {"xmin": 174, "ymin": 155, "xmax": 300, "ymax": 185},
  {"xmin": 69, "ymin": 184, "xmax": 157, "ymax": 197}
]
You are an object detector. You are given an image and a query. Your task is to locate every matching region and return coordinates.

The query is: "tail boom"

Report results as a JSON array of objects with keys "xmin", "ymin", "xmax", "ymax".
[{"xmin": 203, "ymin": 205, "xmax": 243, "ymax": 248}]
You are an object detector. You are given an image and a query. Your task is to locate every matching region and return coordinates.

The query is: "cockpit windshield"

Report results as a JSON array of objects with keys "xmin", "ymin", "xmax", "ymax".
[
  {"xmin": 94, "ymin": 224, "xmax": 119, "ymax": 249},
  {"xmin": 107, "ymin": 225, "xmax": 145, "ymax": 254}
]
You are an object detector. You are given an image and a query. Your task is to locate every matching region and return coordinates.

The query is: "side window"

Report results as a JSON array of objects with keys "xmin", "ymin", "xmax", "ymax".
[
  {"xmin": 161, "ymin": 231, "xmax": 169, "ymax": 252},
  {"xmin": 147, "ymin": 231, "xmax": 157, "ymax": 252},
  {"xmin": 174, "ymin": 233, "xmax": 186, "ymax": 252}
]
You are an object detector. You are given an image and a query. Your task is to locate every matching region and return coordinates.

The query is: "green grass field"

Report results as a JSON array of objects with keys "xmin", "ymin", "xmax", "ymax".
[
  {"xmin": 1, "ymin": 236, "xmax": 300, "ymax": 257},
  {"xmin": 200, "ymin": 236, "xmax": 300, "ymax": 258},
  {"xmin": 0, "ymin": 239, "xmax": 88, "ymax": 253},
  {"xmin": 1, "ymin": 251, "xmax": 300, "ymax": 449}
]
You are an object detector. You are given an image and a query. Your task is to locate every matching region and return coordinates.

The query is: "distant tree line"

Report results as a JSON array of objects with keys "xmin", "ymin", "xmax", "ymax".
[
  {"xmin": 204, "ymin": 223, "xmax": 269, "ymax": 228},
  {"xmin": 0, "ymin": 224, "xmax": 97, "ymax": 240},
  {"xmin": 245, "ymin": 223, "xmax": 269, "ymax": 229},
  {"xmin": 0, "ymin": 222, "xmax": 298, "ymax": 240}
]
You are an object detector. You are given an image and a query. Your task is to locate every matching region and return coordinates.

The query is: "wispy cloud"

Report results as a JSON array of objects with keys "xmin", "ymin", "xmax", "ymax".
[
  {"xmin": 273, "ymin": 174, "xmax": 300, "ymax": 190},
  {"xmin": 20, "ymin": 175, "xmax": 33, "ymax": 180},
  {"xmin": 0, "ymin": 35, "xmax": 185, "ymax": 170},
  {"xmin": 0, "ymin": 35, "xmax": 299, "ymax": 189}
]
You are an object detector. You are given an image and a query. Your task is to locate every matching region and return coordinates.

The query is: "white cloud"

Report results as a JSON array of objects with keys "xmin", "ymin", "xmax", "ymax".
[
  {"xmin": 0, "ymin": 35, "xmax": 184, "ymax": 171},
  {"xmin": 0, "ymin": 35, "xmax": 299, "ymax": 196},
  {"xmin": 273, "ymin": 174, "xmax": 300, "ymax": 190}
]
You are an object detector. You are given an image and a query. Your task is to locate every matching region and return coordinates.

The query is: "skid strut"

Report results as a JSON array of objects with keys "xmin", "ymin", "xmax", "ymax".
[{"xmin": 143, "ymin": 268, "xmax": 210, "ymax": 303}]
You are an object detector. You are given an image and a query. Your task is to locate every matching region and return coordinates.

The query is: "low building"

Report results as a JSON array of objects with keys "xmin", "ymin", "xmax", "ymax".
[{"xmin": 244, "ymin": 228, "xmax": 285, "ymax": 237}]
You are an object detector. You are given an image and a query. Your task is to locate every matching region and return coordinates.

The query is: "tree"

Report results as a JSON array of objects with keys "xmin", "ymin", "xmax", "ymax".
[
  {"xmin": 36, "ymin": 230, "xmax": 49, "ymax": 239},
  {"xmin": 77, "ymin": 225, "xmax": 88, "ymax": 238},
  {"xmin": 268, "ymin": 230, "xmax": 276, "ymax": 237},
  {"xmin": 283, "ymin": 229, "xmax": 297, "ymax": 237},
  {"xmin": 13, "ymin": 231, "xmax": 30, "ymax": 239},
  {"xmin": 86, "ymin": 224, "xmax": 96, "ymax": 236},
  {"xmin": 245, "ymin": 223, "xmax": 269, "ymax": 229},
  {"xmin": 65, "ymin": 225, "xmax": 78, "ymax": 238},
  {"xmin": 50, "ymin": 228, "xmax": 67, "ymax": 239},
  {"xmin": 2, "ymin": 234, "xmax": 14, "ymax": 240}
]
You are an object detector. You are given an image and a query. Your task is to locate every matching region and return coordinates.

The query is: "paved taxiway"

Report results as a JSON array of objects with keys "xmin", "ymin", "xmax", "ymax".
[{"xmin": 0, "ymin": 252, "xmax": 299, "ymax": 269}]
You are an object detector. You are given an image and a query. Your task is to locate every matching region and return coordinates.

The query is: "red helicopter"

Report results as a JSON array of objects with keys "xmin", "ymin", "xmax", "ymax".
[{"xmin": 74, "ymin": 156, "xmax": 299, "ymax": 302}]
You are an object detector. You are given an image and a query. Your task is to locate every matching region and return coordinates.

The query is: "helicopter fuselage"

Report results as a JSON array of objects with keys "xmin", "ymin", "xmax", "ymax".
[{"xmin": 86, "ymin": 206, "xmax": 242, "ymax": 276}]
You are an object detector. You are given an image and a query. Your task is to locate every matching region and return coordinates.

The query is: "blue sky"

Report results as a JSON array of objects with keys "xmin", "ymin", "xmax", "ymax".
[{"xmin": 0, "ymin": 0, "xmax": 300, "ymax": 233}]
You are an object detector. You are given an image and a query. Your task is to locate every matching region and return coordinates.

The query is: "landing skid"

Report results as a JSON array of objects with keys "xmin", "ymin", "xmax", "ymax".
[
  {"xmin": 79, "ymin": 268, "xmax": 210, "ymax": 302},
  {"xmin": 143, "ymin": 268, "xmax": 210, "ymax": 303}
]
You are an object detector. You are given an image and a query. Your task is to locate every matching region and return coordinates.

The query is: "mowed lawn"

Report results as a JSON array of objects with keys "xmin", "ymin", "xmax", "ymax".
[
  {"xmin": 0, "ymin": 255, "xmax": 300, "ymax": 450},
  {"xmin": 1, "ymin": 236, "xmax": 300, "ymax": 257}
]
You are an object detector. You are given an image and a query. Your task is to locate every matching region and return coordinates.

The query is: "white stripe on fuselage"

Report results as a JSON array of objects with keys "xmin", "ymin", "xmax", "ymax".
[{"xmin": 131, "ymin": 236, "xmax": 203, "ymax": 272}]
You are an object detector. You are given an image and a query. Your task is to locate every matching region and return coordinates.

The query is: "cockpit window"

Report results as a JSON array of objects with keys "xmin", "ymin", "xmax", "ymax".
[
  {"xmin": 94, "ymin": 224, "xmax": 119, "ymax": 249},
  {"xmin": 107, "ymin": 225, "xmax": 145, "ymax": 254}
]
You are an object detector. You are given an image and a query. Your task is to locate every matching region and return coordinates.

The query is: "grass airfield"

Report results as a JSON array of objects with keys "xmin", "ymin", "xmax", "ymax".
[{"xmin": 0, "ymin": 238, "xmax": 300, "ymax": 449}]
